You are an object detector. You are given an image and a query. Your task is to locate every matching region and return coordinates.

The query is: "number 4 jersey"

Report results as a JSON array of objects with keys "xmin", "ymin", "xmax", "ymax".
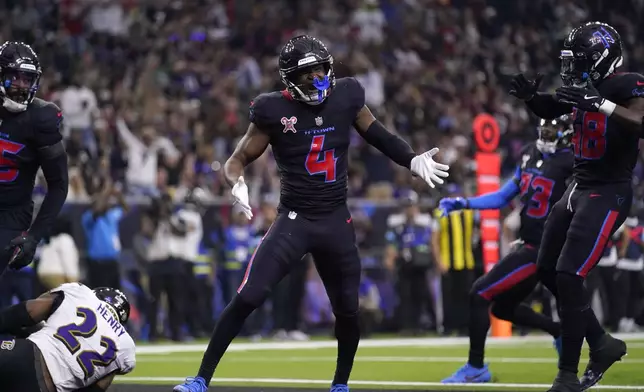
[
  {"xmin": 27, "ymin": 283, "xmax": 136, "ymax": 391},
  {"xmin": 572, "ymin": 72, "xmax": 644, "ymax": 186},
  {"xmin": 514, "ymin": 143, "xmax": 574, "ymax": 245},
  {"xmin": 249, "ymin": 77, "xmax": 365, "ymax": 216}
]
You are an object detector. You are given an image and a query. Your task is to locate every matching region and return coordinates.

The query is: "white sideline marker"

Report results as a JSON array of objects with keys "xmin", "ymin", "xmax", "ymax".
[{"xmin": 117, "ymin": 376, "xmax": 644, "ymax": 390}]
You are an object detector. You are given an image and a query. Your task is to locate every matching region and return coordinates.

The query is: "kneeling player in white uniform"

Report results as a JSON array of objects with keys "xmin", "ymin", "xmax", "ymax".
[{"xmin": 0, "ymin": 283, "xmax": 136, "ymax": 392}]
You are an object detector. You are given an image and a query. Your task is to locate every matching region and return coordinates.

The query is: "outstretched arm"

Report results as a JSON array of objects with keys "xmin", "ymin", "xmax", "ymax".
[
  {"xmin": 509, "ymin": 74, "xmax": 572, "ymax": 119},
  {"xmin": 354, "ymin": 105, "xmax": 449, "ymax": 187},
  {"xmin": 439, "ymin": 166, "xmax": 521, "ymax": 215},
  {"xmin": 223, "ymin": 123, "xmax": 270, "ymax": 188},
  {"xmin": 526, "ymin": 93, "xmax": 574, "ymax": 119},
  {"xmin": 466, "ymin": 179, "xmax": 521, "ymax": 210},
  {"xmin": 353, "ymin": 105, "xmax": 416, "ymax": 169}
]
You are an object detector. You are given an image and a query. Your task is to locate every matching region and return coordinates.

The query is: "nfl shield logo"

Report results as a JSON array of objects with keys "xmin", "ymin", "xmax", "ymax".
[{"xmin": 315, "ymin": 116, "xmax": 323, "ymax": 126}]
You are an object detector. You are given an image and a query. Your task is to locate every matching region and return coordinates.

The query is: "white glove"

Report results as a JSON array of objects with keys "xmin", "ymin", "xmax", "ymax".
[
  {"xmin": 410, "ymin": 148, "xmax": 450, "ymax": 188},
  {"xmin": 231, "ymin": 176, "xmax": 253, "ymax": 220}
]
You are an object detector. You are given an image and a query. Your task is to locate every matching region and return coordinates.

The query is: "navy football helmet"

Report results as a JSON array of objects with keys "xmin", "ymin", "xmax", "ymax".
[
  {"xmin": 560, "ymin": 22, "xmax": 623, "ymax": 87},
  {"xmin": 93, "ymin": 287, "xmax": 131, "ymax": 324},
  {"xmin": 0, "ymin": 41, "xmax": 41, "ymax": 112},
  {"xmin": 537, "ymin": 114, "xmax": 573, "ymax": 154},
  {"xmin": 278, "ymin": 35, "xmax": 335, "ymax": 105}
]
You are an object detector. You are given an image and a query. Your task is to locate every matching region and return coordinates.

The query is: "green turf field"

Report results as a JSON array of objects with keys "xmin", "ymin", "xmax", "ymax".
[{"xmin": 117, "ymin": 334, "xmax": 644, "ymax": 391}]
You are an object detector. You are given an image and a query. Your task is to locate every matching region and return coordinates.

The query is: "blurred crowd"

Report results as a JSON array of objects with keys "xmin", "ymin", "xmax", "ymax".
[
  {"xmin": 2, "ymin": 0, "xmax": 644, "ymax": 340},
  {"xmin": 5, "ymin": 0, "xmax": 642, "ymax": 204}
]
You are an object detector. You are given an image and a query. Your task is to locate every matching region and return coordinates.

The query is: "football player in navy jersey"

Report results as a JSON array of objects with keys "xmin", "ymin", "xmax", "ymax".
[
  {"xmin": 0, "ymin": 42, "xmax": 68, "ymax": 274},
  {"xmin": 440, "ymin": 115, "xmax": 573, "ymax": 384},
  {"xmin": 510, "ymin": 22, "xmax": 644, "ymax": 391},
  {"xmin": 174, "ymin": 35, "xmax": 450, "ymax": 392}
]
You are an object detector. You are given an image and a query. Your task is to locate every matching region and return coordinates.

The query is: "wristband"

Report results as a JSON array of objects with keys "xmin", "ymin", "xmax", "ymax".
[{"xmin": 599, "ymin": 100, "xmax": 616, "ymax": 116}]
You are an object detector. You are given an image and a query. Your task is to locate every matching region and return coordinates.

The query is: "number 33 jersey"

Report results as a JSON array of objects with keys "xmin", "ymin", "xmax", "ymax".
[
  {"xmin": 572, "ymin": 72, "xmax": 644, "ymax": 186},
  {"xmin": 249, "ymin": 77, "xmax": 365, "ymax": 216},
  {"xmin": 513, "ymin": 143, "xmax": 574, "ymax": 245},
  {"xmin": 28, "ymin": 283, "xmax": 136, "ymax": 391}
]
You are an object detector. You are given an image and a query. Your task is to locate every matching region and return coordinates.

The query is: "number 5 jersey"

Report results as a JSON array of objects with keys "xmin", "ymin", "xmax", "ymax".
[{"xmin": 28, "ymin": 283, "xmax": 136, "ymax": 391}]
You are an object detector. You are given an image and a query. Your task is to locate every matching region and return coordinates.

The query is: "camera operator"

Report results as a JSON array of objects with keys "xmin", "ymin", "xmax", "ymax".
[
  {"xmin": 145, "ymin": 192, "xmax": 185, "ymax": 341},
  {"xmin": 169, "ymin": 188, "xmax": 207, "ymax": 339}
]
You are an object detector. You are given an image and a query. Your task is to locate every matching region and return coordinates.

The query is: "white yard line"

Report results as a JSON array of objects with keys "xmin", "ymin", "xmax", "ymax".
[
  {"xmin": 117, "ymin": 376, "xmax": 644, "ymax": 390},
  {"xmin": 135, "ymin": 355, "xmax": 644, "ymax": 365},
  {"xmin": 135, "ymin": 333, "xmax": 644, "ymax": 354}
]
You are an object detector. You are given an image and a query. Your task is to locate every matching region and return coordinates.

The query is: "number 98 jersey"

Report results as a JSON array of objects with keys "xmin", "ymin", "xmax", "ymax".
[
  {"xmin": 514, "ymin": 143, "xmax": 574, "ymax": 245},
  {"xmin": 572, "ymin": 72, "xmax": 644, "ymax": 185},
  {"xmin": 249, "ymin": 77, "xmax": 365, "ymax": 216},
  {"xmin": 27, "ymin": 283, "xmax": 136, "ymax": 391}
]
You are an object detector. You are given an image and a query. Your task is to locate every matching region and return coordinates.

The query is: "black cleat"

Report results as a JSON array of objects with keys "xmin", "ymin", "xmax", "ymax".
[
  {"xmin": 580, "ymin": 334, "xmax": 627, "ymax": 391},
  {"xmin": 548, "ymin": 370, "xmax": 581, "ymax": 392}
]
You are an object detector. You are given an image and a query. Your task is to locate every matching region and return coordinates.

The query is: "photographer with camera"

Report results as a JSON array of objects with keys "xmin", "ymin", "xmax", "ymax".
[
  {"xmin": 169, "ymin": 188, "xmax": 207, "ymax": 338},
  {"xmin": 145, "ymin": 192, "xmax": 184, "ymax": 341}
]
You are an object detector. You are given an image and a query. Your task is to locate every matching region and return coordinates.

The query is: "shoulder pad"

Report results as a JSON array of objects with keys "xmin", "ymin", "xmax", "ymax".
[
  {"xmin": 249, "ymin": 92, "xmax": 283, "ymax": 129},
  {"xmin": 29, "ymin": 99, "xmax": 63, "ymax": 147},
  {"xmin": 335, "ymin": 77, "xmax": 365, "ymax": 110},
  {"xmin": 601, "ymin": 72, "xmax": 644, "ymax": 102},
  {"xmin": 520, "ymin": 142, "xmax": 538, "ymax": 157}
]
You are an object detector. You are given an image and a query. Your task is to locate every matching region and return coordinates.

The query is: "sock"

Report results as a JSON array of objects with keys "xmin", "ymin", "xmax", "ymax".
[
  {"xmin": 492, "ymin": 301, "xmax": 560, "ymax": 338},
  {"xmin": 556, "ymin": 273, "xmax": 587, "ymax": 374},
  {"xmin": 332, "ymin": 313, "xmax": 360, "ymax": 385},
  {"xmin": 468, "ymin": 294, "xmax": 490, "ymax": 369},
  {"xmin": 197, "ymin": 295, "xmax": 256, "ymax": 385}
]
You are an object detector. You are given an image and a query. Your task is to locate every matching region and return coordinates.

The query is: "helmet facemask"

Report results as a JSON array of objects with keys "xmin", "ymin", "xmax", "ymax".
[
  {"xmin": 0, "ymin": 67, "xmax": 40, "ymax": 112},
  {"xmin": 560, "ymin": 24, "xmax": 623, "ymax": 87},
  {"xmin": 280, "ymin": 60, "xmax": 334, "ymax": 105},
  {"xmin": 537, "ymin": 119, "xmax": 572, "ymax": 154}
]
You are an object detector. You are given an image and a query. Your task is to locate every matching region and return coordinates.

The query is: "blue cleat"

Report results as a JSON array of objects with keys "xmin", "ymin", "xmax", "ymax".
[
  {"xmin": 173, "ymin": 377, "xmax": 208, "ymax": 392},
  {"xmin": 442, "ymin": 363, "xmax": 491, "ymax": 383},
  {"xmin": 330, "ymin": 384, "xmax": 350, "ymax": 392},
  {"xmin": 554, "ymin": 336, "xmax": 563, "ymax": 358}
]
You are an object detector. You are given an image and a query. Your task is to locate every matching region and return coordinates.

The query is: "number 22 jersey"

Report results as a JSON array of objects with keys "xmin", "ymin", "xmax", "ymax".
[
  {"xmin": 572, "ymin": 72, "xmax": 644, "ymax": 186},
  {"xmin": 28, "ymin": 283, "xmax": 136, "ymax": 391}
]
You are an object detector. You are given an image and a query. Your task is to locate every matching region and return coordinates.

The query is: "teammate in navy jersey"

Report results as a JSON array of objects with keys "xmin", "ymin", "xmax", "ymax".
[
  {"xmin": 174, "ymin": 35, "xmax": 450, "ymax": 392},
  {"xmin": 510, "ymin": 22, "xmax": 644, "ymax": 392},
  {"xmin": 440, "ymin": 115, "xmax": 574, "ymax": 384},
  {"xmin": 0, "ymin": 42, "xmax": 68, "ymax": 274}
]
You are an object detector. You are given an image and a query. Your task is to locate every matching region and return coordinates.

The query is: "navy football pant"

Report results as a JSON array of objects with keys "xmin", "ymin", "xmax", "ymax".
[
  {"xmin": 197, "ymin": 206, "xmax": 360, "ymax": 386},
  {"xmin": 468, "ymin": 244, "xmax": 560, "ymax": 368},
  {"xmin": 237, "ymin": 206, "xmax": 360, "ymax": 316},
  {"xmin": 537, "ymin": 182, "xmax": 631, "ymax": 373}
]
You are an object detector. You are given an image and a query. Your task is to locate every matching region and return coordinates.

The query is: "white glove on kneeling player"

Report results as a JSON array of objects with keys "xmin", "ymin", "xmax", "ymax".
[
  {"xmin": 231, "ymin": 176, "xmax": 253, "ymax": 220},
  {"xmin": 410, "ymin": 148, "xmax": 450, "ymax": 188}
]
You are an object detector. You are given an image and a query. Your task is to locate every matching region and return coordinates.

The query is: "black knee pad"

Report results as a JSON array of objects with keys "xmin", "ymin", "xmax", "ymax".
[
  {"xmin": 334, "ymin": 312, "xmax": 360, "ymax": 342},
  {"xmin": 538, "ymin": 266, "xmax": 558, "ymax": 297},
  {"xmin": 490, "ymin": 301, "xmax": 514, "ymax": 321},
  {"xmin": 556, "ymin": 272, "xmax": 589, "ymax": 312}
]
